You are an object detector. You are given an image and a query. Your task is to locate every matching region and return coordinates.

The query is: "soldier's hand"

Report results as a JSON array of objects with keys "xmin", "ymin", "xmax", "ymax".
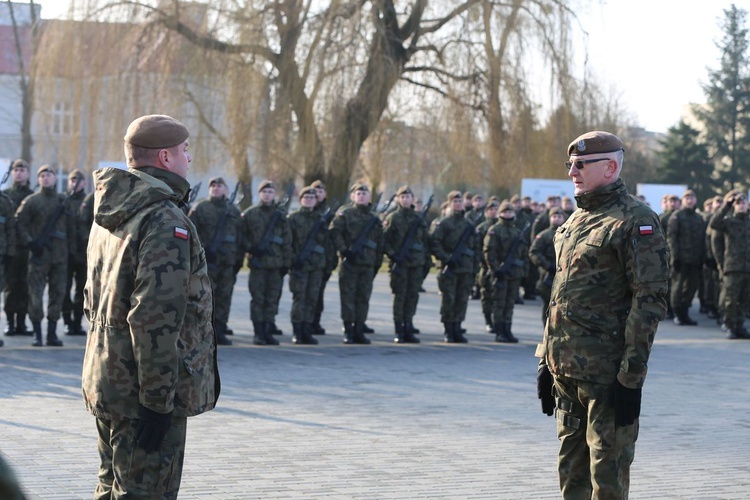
[
  {"xmin": 342, "ymin": 249, "xmax": 355, "ymax": 261},
  {"xmin": 28, "ymin": 240, "xmax": 44, "ymax": 258},
  {"xmin": 613, "ymin": 381, "xmax": 642, "ymax": 427},
  {"xmin": 723, "ymin": 190, "xmax": 737, "ymax": 205},
  {"xmin": 135, "ymin": 405, "xmax": 173, "ymax": 453},
  {"xmin": 536, "ymin": 364, "xmax": 555, "ymax": 416},
  {"xmin": 493, "ymin": 269, "xmax": 506, "ymax": 280}
]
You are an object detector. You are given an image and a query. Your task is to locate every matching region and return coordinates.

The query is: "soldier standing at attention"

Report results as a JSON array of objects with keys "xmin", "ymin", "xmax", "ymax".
[
  {"xmin": 287, "ymin": 186, "xmax": 329, "ymax": 345},
  {"xmin": 16, "ymin": 165, "xmax": 75, "ymax": 347},
  {"xmin": 659, "ymin": 194, "xmax": 679, "ymax": 319},
  {"xmin": 62, "ymin": 169, "xmax": 88, "ymax": 336},
  {"xmin": 383, "ymin": 185, "xmax": 427, "ymax": 344},
  {"xmin": 667, "ymin": 189, "xmax": 705, "ymax": 326},
  {"xmin": 242, "ymin": 180, "xmax": 291, "ymax": 346},
  {"xmin": 310, "ymin": 179, "xmax": 336, "ymax": 335},
  {"xmin": 329, "ymin": 183, "xmax": 383, "ymax": 344},
  {"xmin": 709, "ymin": 190, "xmax": 750, "ymax": 339},
  {"xmin": 0, "ymin": 189, "xmax": 15, "ymax": 347},
  {"xmin": 528, "ymin": 206, "xmax": 565, "ymax": 326},
  {"xmin": 536, "ymin": 131, "xmax": 669, "ymax": 498},
  {"xmin": 430, "ymin": 191, "xmax": 479, "ymax": 343},
  {"xmin": 188, "ymin": 176, "xmax": 243, "ymax": 346},
  {"xmin": 82, "ymin": 114, "xmax": 219, "ymax": 498},
  {"xmin": 3, "ymin": 159, "xmax": 33, "ymax": 337},
  {"xmin": 476, "ymin": 199, "xmax": 500, "ymax": 333}
]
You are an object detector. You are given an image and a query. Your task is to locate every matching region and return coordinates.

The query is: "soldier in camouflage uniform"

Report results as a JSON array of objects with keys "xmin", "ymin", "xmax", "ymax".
[
  {"xmin": 383, "ymin": 185, "xmax": 428, "ymax": 344},
  {"xmin": 3, "ymin": 159, "xmax": 33, "ymax": 337},
  {"xmin": 329, "ymin": 183, "xmax": 383, "ymax": 344},
  {"xmin": 62, "ymin": 169, "xmax": 88, "ymax": 336},
  {"xmin": 667, "ymin": 189, "xmax": 705, "ymax": 326},
  {"xmin": 311, "ymin": 179, "xmax": 337, "ymax": 335},
  {"xmin": 536, "ymin": 131, "xmax": 669, "ymax": 498},
  {"xmin": 188, "ymin": 177, "xmax": 243, "ymax": 346},
  {"xmin": 484, "ymin": 201, "xmax": 526, "ymax": 343},
  {"xmin": 430, "ymin": 191, "xmax": 479, "ymax": 343},
  {"xmin": 83, "ymin": 115, "xmax": 219, "ymax": 498},
  {"xmin": 476, "ymin": 200, "xmax": 499, "ymax": 333},
  {"xmin": 528, "ymin": 206, "xmax": 565, "ymax": 326},
  {"xmin": 702, "ymin": 196, "xmax": 723, "ymax": 320},
  {"xmin": 287, "ymin": 186, "xmax": 330, "ymax": 345},
  {"xmin": 16, "ymin": 165, "xmax": 76, "ymax": 347},
  {"xmin": 709, "ymin": 190, "xmax": 750, "ymax": 339},
  {"xmin": 242, "ymin": 180, "xmax": 291, "ymax": 346},
  {"xmin": 659, "ymin": 194, "xmax": 679, "ymax": 319},
  {"xmin": 0, "ymin": 190, "xmax": 15, "ymax": 347}
]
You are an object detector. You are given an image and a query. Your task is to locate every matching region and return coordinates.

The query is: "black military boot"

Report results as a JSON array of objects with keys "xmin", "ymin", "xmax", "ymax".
[
  {"xmin": 504, "ymin": 322, "xmax": 519, "ymax": 343},
  {"xmin": 405, "ymin": 321, "xmax": 420, "ymax": 334},
  {"xmin": 31, "ymin": 321, "xmax": 43, "ymax": 347},
  {"xmin": 4, "ymin": 313, "xmax": 15, "ymax": 336},
  {"xmin": 362, "ymin": 323, "xmax": 375, "ymax": 334},
  {"xmin": 342, "ymin": 322, "xmax": 355, "ymax": 344},
  {"xmin": 252, "ymin": 321, "xmax": 268, "ymax": 346},
  {"xmin": 312, "ymin": 322, "xmax": 326, "ymax": 335},
  {"xmin": 263, "ymin": 322, "xmax": 280, "ymax": 345},
  {"xmin": 67, "ymin": 311, "xmax": 86, "ymax": 336},
  {"xmin": 269, "ymin": 322, "xmax": 283, "ymax": 335},
  {"xmin": 302, "ymin": 323, "xmax": 318, "ymax": 345},
  {"xmin": 728, "ymin": 325, "xmax": 750, "ymax": 340},
  {"xmin": 494, "ymin": 322, "xmax": 512, "ymax": 343},
  {"xmin": 353, "ymin": 322, "xmax": 371, "ymax": 344},
  {"xmin": 46, "ymin": 321, "xmax": 63, "ymax": 347},
  {"xmin": 682, "ymin": 309, "xmax": 698, "ymax": 326},
  {"xmin": 453, "ymin": 322, "xmax": 468, "ymax": 343},
  {"xmin": 225, "ymin": 327, "xmax": 234, "ymax": 336},
  {"xmin": 16, "ymin": 314, "xmax": 32, "ymax": 336},
  {"xmin": 484, "ymin": 311, "xmax": 493, "ymax": 333},
  {"xmin": 215, "ymin": 321, "xmax": 232, "ymax": 346},
  {"xmin": 393, "ymin": 322, "xmax": 405, "ymax": 343},
  {"xmin": 292, "ymin": 322, "xmax": 304, "ymax": 344},
  {"xmin": 402, "ymin": 324, "xmax": 420, "ymax": 344},
  {"xmin": 443, "ymin": 322, "xmax": 455, "ymax": 343}
]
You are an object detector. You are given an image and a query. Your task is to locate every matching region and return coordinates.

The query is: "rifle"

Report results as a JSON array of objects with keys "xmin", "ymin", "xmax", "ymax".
[
  {"xmin": 248, "ymin": 183, "xmax": 294, "ymax": 268},
  {"xmin": 291, "ymin": 201, "xmax": 340, "ymax": 275},
  {"xmin": 1, "ymin": 161, "xmax": 11, "ymax": 186},
  {"xmin": 206, "ymin": 181, "xmax": 241, "ymax": 266},
  {"xmin": 440, "ymin": 223, "xmax": 476, "ymax": 276},
  {"xmin": 29, "ymin": 177, "xmax": 81, "ymax": 258},
  {"xmin": 370, "ymin": 191, "xmax": 383, "ymax": 213},
  {"xmin": 378, "ymin": 193, "xmax": 397, "ymax": 219},
  {"xmin": 390, "ymin": 194, "xmax": 434, "ymax": 276},
  {"xmin": 188, "ymin": 181, "xmax": 202, "ymax": 205},
  {"xmin": 341, "ymin": 209, "xmax": 380, "ymax": 269},
  {"xmin": 493, "ymin": 222, "xmax": 531, "ymax": 289}
]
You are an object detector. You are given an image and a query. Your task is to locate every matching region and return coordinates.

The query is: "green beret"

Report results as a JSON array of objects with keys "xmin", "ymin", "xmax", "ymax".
[
  {"xmin": 561, "ymin": 196, "xmax": 572, "ymax": 202},
  {"xmin": 485, "ymin": 200, "xmax": 500, "ymax": 210},
  {"xmin": 37, "ymin": 164, "xmax": 54, "ymax": 177},
  {"xmin": 124, "ymin": 114, "xmax": 189, "ymax": 149},
  {"xmin": 311, "ymin": 179, "xmax": 326, "ymax": 189},
  {"xmin": 549, "ymin": 207, "xmax": 565, "ymax": 216},
  {"xmin": 682, "ymin": 189, "xmax": 696, "ymax": 199},
  {"xmin": 568, "ymin": 131, "xmax": 624, "ymax": 156},
  {"xmin": 209, "ymin": 177, "xmax": 226, "ymax": 186},
  {"xmin": 299, "ymin": 185, "xmax": 317, "ymax": 199},
  {"xmin": 258, "ymin": 180, "xmax": 275, "ymax": 192},
  {"xmin": 489, "ymin": 195, "xmax": 500, "ymax": 203},
  {"xmin": 396, "ymin": 185, "xmax": 413, "ymax": 196},
  {"xmin": 498, "ymin": 201, "xmax": 514, "ymax": 213},
  {"xmin": 472, "ymin": 194, "xmax": 484, "ymax": 202},
  {"xmin": 350, "ymin": 182, "xmax": 369, "ymax": 193},
  {"xmin": 447, "ymin": 190, "xmax": 462, "ymax": 201},
  {"xmin": 68, "ymin": 169, "xmax": 85, "ymax": 181},
  {"xmin": 509, "ymin": 194, "xmax": 520, "ymax": 203},
  {"xmin": 11, "ymin": 159, "xmax": 29, "ymax": 170}
]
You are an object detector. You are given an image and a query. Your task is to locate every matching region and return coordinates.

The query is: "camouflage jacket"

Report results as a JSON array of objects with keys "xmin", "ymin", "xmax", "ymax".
[
  {"xmin": 658, "ymin": 209, "xmax": 673, "ymax": 232},
  {"xmin": 16, "ymin": 186, "xmax": 76, "ymax": 263},
  {"xmin": 313, "ymin": 200, "xmax": 339, "ymax": 273},
  {"xmin": 0, "ymin": 192, "xmax": 16, "ymax": 257},
  {"xmin": 79, "ymin": 191, "xmax": 95, "ymax": 251},
  {"xmin": 484, "ymin": 217, "xmax": 527, "ymax": 280},
  {"xmin": 288, "ymin": 207, "xmax": 329, "ymax": 272},
  {"xmin": 189, "ymin": 196, "xmax": 244, "ymax": 268},
  {"xmin": 383, "ymin": 205, "xmax": 429, "ymax": 269},
  {"xmin": 329, "ymin": 204, "xmax": 384, "ymax": 268},
  {"xmin": 475, "ymin": 216, "xmax": 498, "ymax": 270},
  {"xmin": 429, "ymin": 210, "xmax": 479, "ymax": 275},
  {"xmin": 66, "ymin": 189, "xmax": 87, "ymax": 265},
  {"xmin": 667, "ymin": 207, "xmax": 706, "ymax": 265},
  {"xmin": 709, "ymin": 205, "xmax": 750, "ymax": 274},
  {"xmin": 242, "ymin": 202, "xmax": 292, "ymax": 270},
  {"xmin": 3, "ymin": 183, "xmax": 33, "ymax": 256},
  {"xmin": 82, "ymin": 166, "xmax": 220, "ymax": 420},
  {"xmin": 536, "ymin": 179, "xmax": 669, "ymax": 389},
  {"xmin": 529, "ymin": 225, "xmax": 557, "ymax": 285}
]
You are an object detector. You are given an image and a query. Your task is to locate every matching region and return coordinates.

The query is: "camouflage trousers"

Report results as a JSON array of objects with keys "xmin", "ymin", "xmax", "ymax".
[
  {"xmin": 670, "ymin": 263, "xmax": 702, "ymax": 311},
  {"xmin": 289, "ymin": 268, "xmax": 323, "ymax": 323},
  {"xmin": 553, "ymin": 375, "xmax": 638, "ymax": 500},
  {"xmin": 389, "ymin": 265, "xmax": 423, "ymax": 323},
  {"xmin": 438, "ymin": 271, "xmax": 473, "ymax": 323},
  {"xmin": 338, "ymin": 264, "xmax": 374, "ymax": 322},
  {"xmin": 248, "ymin": 267, "xmax": 284, "ymax": 322},
  {"xmin": 313, "ymin": 271, "xmax": 332, "ymax": 325},
  {"xmin": 209, "ymin": 264, "xmax": 237, "ymax": 325},
  {"xmin": 62, "ymin": 256, "xmax": 86, "ymax": 322},
  {"xmin": 27, "ymin": 255, "xmax": 67, "ymax": 323},
  {"xmin": 478, "ymin": 268, "xmax": 493, "ymax": 318},
  {"xmin": 95, "ymin": 416, "xmax": 187, "ymax": 499},
  {"xmin": 702, "ymin": 266, "xmax": 720, "ymax": 309},
  {"xmin": 721, "ymin": 272, "xmax": 750, "ymax": 328},
  {"xmin": 537, "ymin": 281, "xmax": 552, "ymax": 326},
  {"xmin": 3, "ymin": 254, "xmax": 29, "ymax": 315},
  {"xmin": 492, "ymin": 277, "xmax": 520, "ymax": 324}
]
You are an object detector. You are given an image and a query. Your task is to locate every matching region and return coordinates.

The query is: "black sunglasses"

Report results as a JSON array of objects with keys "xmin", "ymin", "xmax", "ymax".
[{"xmin": 564, "ymin": 158, "xmax": 610, "ymax": 170}]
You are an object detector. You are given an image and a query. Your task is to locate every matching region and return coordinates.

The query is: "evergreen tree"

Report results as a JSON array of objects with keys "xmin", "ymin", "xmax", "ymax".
[{"xmin": 656, "ymin": 121, "xmax": 714, "ymax": 200}]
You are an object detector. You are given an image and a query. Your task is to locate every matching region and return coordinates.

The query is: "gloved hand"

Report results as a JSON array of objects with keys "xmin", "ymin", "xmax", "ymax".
[
  {"xmin": 135, "ymin": 405, "xmax": 173, "ymax": 453},
  {"xmin": 493, "ymin": 269, "xmax": 506, "ymax": 280},
  {"xmin": 705, "ymin": 258, "xmax": 717, "ymax": 271},
  {"xmin": 537, "ymin": 364, "xmax": 555, "ymax": 416},
  {"xmin": 28, "ymin": 240, "xmax": 44, "ymax": 258},
  {"xmin": 672, "ymin": 260, "xmax": 681, "ymax": 273},
  {"xmin": 724, "ymin": 190, "xmax": 737, "ymax": 205},
  {"xmin": 613, "ymin": 381, "xmax": 642, "ymax": 427},
  {"xmin": 341, "ymin": 249, "xmax": 355, "ymax": 261}
]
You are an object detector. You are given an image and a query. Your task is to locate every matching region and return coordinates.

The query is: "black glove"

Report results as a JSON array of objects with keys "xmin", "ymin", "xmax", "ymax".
[
  {"xmin": 493, "ymin": 269, "xmax": 506, "ymax": 280},
  {"xmin": 135, "ymin": 405, "xmax": 173, "ymax": 453},
  {"xmin": 705, "ymin": 258, "xmax": 717, "ymax": 270},
  {"xmin": 613, "ymin": 381, "xmax": 642, "ymax": 427},
  {"xmin": 342, "ymin": 249, "xmax": 355, "ymax": 261},
  {"xmin": 445, "ymin": 259, "xmax": 458, "ymax": 270},
  {"xmin": 28, "ymin": 240, "xmax": 44, "ymax": 258},
  {"xmin": 537, "ymin": 364, "xmax": 555, "ymax": 416},
  {"xmin": 672, "ymin": 260, "xmax": 681, "ymax": 273}
]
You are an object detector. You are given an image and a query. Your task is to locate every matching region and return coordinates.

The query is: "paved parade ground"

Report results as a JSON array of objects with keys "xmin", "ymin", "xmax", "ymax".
[{"xmin": 1, "ymin": 270, "xmax": 749, "ymax": 499}]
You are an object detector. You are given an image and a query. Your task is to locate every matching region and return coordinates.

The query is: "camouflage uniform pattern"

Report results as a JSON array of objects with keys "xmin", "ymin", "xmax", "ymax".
[
  {"xmin": 709, "ymin": 205, "xmax": 750, "ymax": 330},
  {"xmin": 484, "ymin": 217, "xmax": 526, "ymax": 324},
  {"xmin": 312, "ymin": 200, "xmax": 339, "ymax": 329},
  {"xmin": 667, "ymin": 206, "xmax": 705, "ymax": 312},
  {"xmin": 475, "ymin": 216, "xmax": 498, "ymax": 322},
  {"xmin": 15, "ymin": 187, "xmax": 75, "ymax": 323},
  {"xmin": 3, "ymin": 183, "xmax": 33, "ymax": 322},
  {"xmin": 241, "ymin": 203, "xmax": 292, "ymax": 322},
  {"xmin": 329, "ymin": 204, "xmax": 383, "ymax": 323},
  {"xmin": 63, "ymin": 188, "xmax": 88, "ymax": 330},
  {"xmin": 528, "ymin": 224, "xmax": 557, "ymax": 324},
  {"xmin": 288, "ymin": 206, "xmax": 328, "ymax": 323},
  {"xmin": 383, "ymin": 204, "xmax": 429, "ymax": 324},
  {"xmin": 0, "ymin": 193, "xmax": 16, "ymax": 311},
  {"xmin": 536, "ymin": 179, "xmax": 668, "ymax": 497}
]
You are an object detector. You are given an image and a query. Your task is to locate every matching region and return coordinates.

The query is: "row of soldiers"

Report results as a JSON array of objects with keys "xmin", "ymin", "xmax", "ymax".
[{"xmin": 659, "ymin": 189, "xmax": 750, "ymax": 339}]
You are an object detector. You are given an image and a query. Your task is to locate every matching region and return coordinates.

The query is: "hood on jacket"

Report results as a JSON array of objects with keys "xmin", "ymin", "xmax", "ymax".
[{"xmin": 93, "ymin": 167, "xmax": 188, "ymax": 230}]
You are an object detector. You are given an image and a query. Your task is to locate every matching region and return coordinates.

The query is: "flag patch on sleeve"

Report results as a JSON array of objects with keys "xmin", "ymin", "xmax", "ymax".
[
  {"xmin": 174, "ymin": 227, "xmax": 189, "ymax": 240},
  {"xmin": 639, "ymin": 225, "xmax": 654, "ymax": 235}
]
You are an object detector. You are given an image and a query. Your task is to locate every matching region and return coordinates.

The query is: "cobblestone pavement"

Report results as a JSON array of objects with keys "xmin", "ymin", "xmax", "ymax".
[{"xmin": 1, "ymin": 270, "xmax": 749, "ymax": 499}]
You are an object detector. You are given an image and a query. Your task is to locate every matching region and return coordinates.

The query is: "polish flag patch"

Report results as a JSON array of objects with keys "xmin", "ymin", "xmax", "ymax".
[
  {"xmin": 174, "ymin": 227, "xmax": 189, "ymax": 240},
  {"xmin": 639, "ymin": 225, "xmax": 654, "ymax": 235}
]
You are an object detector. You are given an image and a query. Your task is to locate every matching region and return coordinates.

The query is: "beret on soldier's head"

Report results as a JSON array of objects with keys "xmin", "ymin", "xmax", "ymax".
[
  {"xmin": 440, "ymin": 201, "xmax": 449, "ymax": 210},
  {"xmin": 522, "ymin": 195, "xmax": 531, "ymax": 201},
  {"xmin": 472, "ymin": 194, "xmax": 484, "ymax": 202},
  {"xmin": 299, "ymin": 185, "xmax": 317, "ymax": 199},
  {"xmin": 682, "ymin": 189, "xmax": 696, "ymax": 199},
  {"xmin": 11, "ymin": 159, "xmax": 29, "ymax": 170},
  {"xmin": 447, "ymin": 190, "xmax": 462, "ymax": 201},
  {"xmin": 509, "ymin": 194, "xmax": 520, "ymax": 203},
  {"xmin": 546, "ymin": 195, "xmax": 559, "ymax": 202},
  {"xmin": 561, "ymin": 196, "xmax": 572, "ymax": 202},
  {"xmin": 349, "ymin": 182, "xmax": 369, "ymax": 193},
  {"xmin": 311, "ymin": 179, "xmax": 326, "ymax": 189},
  {"xmin": 498, "ymin": 201, "xmax": 514, "ymax": 213},
  {"xmin": 668, "ymin": 194, "xmax": 679, "ymax": 201},
  {"xmin": 209, "ymin": 176, "xmax": 226, "ymax": 187},
  {"xmin": 258, "ymin": 179, "xmax": 275, "ymax": 192},
  {"xmin": 567, "ymin": 131, "xmax": 624, "ymax": 156},
  {"xmin": 396, "ymin": 185, "xmax": 413, "ymax": 196},
  {"xmin": 68, "ymin": 169, "xmax": 85, "ymax": 180},
  {"xmin": 124, "ymin": 114, "xmax": 189, "ymax": 149},
  {"xmin": 485, "ymin": 200, "xmax": 500, "ymax": 210},
  {"xmin": 37, "ymin": 164, "xmax": 54, "ymax": 177},
  {"xmin": 549, "ymin": 206, "xmax": 565, "ymax": 216}
]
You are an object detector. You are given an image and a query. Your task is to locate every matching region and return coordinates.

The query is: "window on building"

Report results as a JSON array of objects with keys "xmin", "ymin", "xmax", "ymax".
[{"xmin": 52, "ymin": 101, "xmax": 74, "ymax": 135}]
